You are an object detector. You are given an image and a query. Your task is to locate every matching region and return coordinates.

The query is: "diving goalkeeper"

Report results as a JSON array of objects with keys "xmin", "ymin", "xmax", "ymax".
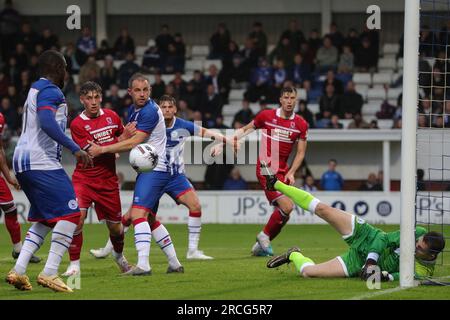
[{"xmin": 261, "ymin": 162, "xmax": 445, "ymax": 281}]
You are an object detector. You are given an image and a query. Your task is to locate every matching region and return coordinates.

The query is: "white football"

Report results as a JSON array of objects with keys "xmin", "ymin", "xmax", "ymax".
[{"xmin": 129, "ymin": 143, "xmax": 158, "ymax": 173}]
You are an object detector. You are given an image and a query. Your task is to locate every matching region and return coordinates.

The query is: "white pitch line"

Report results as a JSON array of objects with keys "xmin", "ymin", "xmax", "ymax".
[{"xmin": 348, "ymin": 286, "xmax": 410, "ymax": 300}]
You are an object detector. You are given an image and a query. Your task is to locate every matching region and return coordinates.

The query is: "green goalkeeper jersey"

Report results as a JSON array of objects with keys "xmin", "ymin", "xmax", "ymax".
[{"xmin": 377, "ymin": 226, "xmax": 435, "ymax": 280}]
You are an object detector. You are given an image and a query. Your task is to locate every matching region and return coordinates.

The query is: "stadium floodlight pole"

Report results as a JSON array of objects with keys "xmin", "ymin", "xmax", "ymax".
[{"xmin": 399, "ymin": 0, "xmax": 420, "ymax": 288}]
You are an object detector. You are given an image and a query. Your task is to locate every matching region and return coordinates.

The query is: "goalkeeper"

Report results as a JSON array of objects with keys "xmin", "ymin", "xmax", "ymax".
[{"xmin": 262, "ymin": 162, "xmax": 445, "ymax": 281}]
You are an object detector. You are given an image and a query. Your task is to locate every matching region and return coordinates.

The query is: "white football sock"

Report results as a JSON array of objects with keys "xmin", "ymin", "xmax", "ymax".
[
  {"xmin": 15, "ymin": 223, "xmax": 50, "ymax": 275},
  {"xmin": 188, "ymin": 216, "xmax": 201, "ymax": 252},
  {"xmin": 43, "ymin": 220, "xmax": 77, "ymax": 276},
  {"xmin": 153, "ymin": 223, "xmax": 181, "ymax": 269},
  {"xmin": 134, "ymin": 221, "xmax": 151, "ymax": 271}
]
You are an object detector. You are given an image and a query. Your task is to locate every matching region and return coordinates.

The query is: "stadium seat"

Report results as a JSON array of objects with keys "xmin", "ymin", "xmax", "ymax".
[
  {"xmin": 223, "ymin": 116, "xmax": 234, "ymax": 127},
  {"xmin": 113, "ymin": 60, "xmax": 125, "ymax": 69},
  {"xmin": 118, "ymin": 89, "xmax": 128, "ymax": 97},
  {"xmin": 353, "ymin": 73, "xmax": 372, "ymax": 85},
  {"xmin": 147, "ymin": 39, "xmax": 155, "ymax": 47},
  {"xmin": 397, "ymin": 58, "xmax": 403, "ymax": 69},
  {"xmin": 267, "ymin": 44, "xmax": 276, "ymax": 54},
  {"xmin": 354, "ymin": 84, "xmax": 369, "ymax": 100},
  {"xmin": 377, "ymin": 119, "xmax": 394, "ymax": 129},
  {"xmin": 191, "ymin": 45, "xmax": 209, "ymax": 58},
  {"xmin": 340, "ymin": 119, "xmax": 353, "ymax": 128},
  {"xmin": 135, "ymin": 46, "xmax": 147, "ymax": 57},
  {"xmin": 185, "ymin": 59, "xmax": 204, "ymax": 72},
  {"xmin": 367, "ymin": 87, "xmax": 387, "ymax": 101},
  {"xmin": 372, "ymin": 73, "xmax": 392, "ymax": 86},
  {"xmin": 363, "ymin": 102, "xmax": 382, "ymax": 116},
  {"xmin": 297, "ymin": 88, "xmax": 307, "ymax": 101},
  {"xmin": 182, "ymin": 73, "xmax": 194, "ymax": 82},
  {"xmin": 96, "ymin": 60, "xmax": 105, "ymax": 68},
  {"xmin": 203, "ymin": 59, "xmax": 222, "ymax": 72},
  {"xmin": 378, "ymin": 57, "xmax": 397, "ymax": 71},
  {"xmin": 383, "ymin": 43, "xmax": 400, "ymax": 55},
  {"xmin": 161, "ymin": 74, "xmax": 174, "ymax": 83},
  {"xmin": 222, "ymin": 104, "xmax": 241, "ymax": 116},
  {"xmin": 387, "ymin": 88, "xmax": 402, "ymax": 100},
  {"xmin": 72, "ymin": 74, "xmax": 79, "ymax": 84},
  {"xmin": 308, "ymin": 103, "xmax": 319, "ymax": 114},
  {"xmin": 249, "ymin": 103, "xmax": 260, "ymax": 114},
  {"xmin": 229, "ymin": 89, "xmax": 246, "ymax": 102}
]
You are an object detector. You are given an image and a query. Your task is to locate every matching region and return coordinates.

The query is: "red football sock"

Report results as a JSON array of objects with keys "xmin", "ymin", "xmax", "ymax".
[
  {"xmin": 263, "ymin": 208, "xmax": 290, "ymax": 240},
  {"xmin": 69, "ymin": 231, "xmax": 83, "ymax": 261},
  {"xmin": 121, "ymin": 215, "xmax": 132, "ymax": 227},
  {"xmin": 4, "ymin": 213, "xmax": 21, "ymax": 245},
  {"xmin": 149, "ymin": 220, "xmax": 161, "ymax": 231},
  {"xmin": 110, "ymin": 232, "xmax": 124, "ymax": 254}
]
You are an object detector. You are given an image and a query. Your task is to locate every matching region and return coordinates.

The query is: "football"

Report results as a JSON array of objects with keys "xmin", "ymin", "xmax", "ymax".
[{"xmin": 129, "ymin": 143, "xmax": 158, "ymax": 173}]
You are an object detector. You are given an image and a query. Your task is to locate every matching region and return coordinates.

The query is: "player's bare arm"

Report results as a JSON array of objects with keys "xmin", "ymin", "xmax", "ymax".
[
  {"xmin": 285, "ymin": 139, "xmax": 307, "ymax": 185},
  {"xmin": 118, "ymin": 121, "xmax": 137, "ymax": 142},
  {"xmin": 88, "ymin": 130, "xmax": 150, "ymax": 157},
  {"xmin": 0, "ymin": 139, "xmax": 19, "ymax": 190}
]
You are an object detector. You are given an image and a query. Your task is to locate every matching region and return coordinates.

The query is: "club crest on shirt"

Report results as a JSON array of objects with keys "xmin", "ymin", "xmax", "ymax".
[
  {"xmin": 68, "ymin": 199, "xmax": 78, "ymax": 210},
  {"xmin": 290, "ymin": 122, "xmax": 295, "ymax": 128},
  {"xmin": 106, "ymin": 117, "xmax": 113, "ymax": 125},
  {"xmin": 84, "ymin": 125, "xmax": 91, "ymax": 131}
]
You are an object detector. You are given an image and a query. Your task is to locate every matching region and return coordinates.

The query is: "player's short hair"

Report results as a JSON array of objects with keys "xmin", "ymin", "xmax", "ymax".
[
  {"xmin": 128, "ymin": 73, "xmax": 150, "ymax": 89},
  {"xmin": 159, "ymin": 95, "xmax": 176, "ymax": 106},
  {"xmin": 38, "ymin": 50, "xmax": 65, "ymax": 78},
  {"xmin": 280, "ymin": 86, "xmax": 297, "ymax": 97},
  {"xmin": 423, "ymin": 231, "xmax": 445, "ymax": 255},
  {"xmin": 80, "ymin": 81, "xmax": 102, "ymax": 96}
]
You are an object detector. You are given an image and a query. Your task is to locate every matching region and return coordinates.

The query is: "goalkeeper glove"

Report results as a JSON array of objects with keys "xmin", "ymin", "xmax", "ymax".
[{"xmin": 360, "ymin": 258, "xmax": 378, "ymax": 280}]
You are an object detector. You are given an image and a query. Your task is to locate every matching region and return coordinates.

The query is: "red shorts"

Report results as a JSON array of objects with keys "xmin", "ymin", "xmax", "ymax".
[
  {"xmin": 256, "ymin": 170, "xmax": 288, "ymax": 205},
  {"xmin": 0, "ymin": 176, "xmax": 14, "ymax": 205},
  {"xmin": 73, "ymin": 181, "xmax": 122, "ymax": 223}
]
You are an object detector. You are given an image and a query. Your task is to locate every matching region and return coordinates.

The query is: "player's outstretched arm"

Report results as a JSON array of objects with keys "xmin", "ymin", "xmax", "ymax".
[{"xmin": 88, "ymin": 130, "xmax": 149, "ymax": 157}]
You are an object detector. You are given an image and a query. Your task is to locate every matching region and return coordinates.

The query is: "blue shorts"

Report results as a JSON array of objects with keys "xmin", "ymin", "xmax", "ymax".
[
  {"xmin": 16, "ymin": 169, "xmax": 80, "ymax": 223},
  {"xmin": 132, "ymin": 171, "xmax": 193, "ymax": 215}
]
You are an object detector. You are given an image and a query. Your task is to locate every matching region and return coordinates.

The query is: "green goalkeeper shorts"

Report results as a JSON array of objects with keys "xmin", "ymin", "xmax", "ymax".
[{"xmin": 337, "ymin": 216, "xmax": 381, "ymax": 277}]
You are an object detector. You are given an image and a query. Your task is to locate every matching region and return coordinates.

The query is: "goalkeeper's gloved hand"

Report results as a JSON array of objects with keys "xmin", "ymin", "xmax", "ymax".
[
  {"xmin": 360, "ymin": 258, "xmax": 378, "ymax": 280},
  {"xmin": 380, "ymin": 271, "xmax": 394, "ymax": 282}
]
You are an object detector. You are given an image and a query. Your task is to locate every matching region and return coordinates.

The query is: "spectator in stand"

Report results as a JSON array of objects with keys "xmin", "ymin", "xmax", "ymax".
[
  {"xmin": 99, "ymin": 54, "xmax": 118, "ymax": 90},
  {"xmin": 323, "ymin": 70, "xmax": 344, "ymax": 95},
  {"xmin": 220, "ymin": 54, "xmax": 247, "ymax": 93},
  {"xmin": 76, "ymin": 26, "xmax": 96, "ymax": 57},
  {"xmin": 1, "ymin": 96, "xmax": 18, "ymax": 132},
  {"xmin": 280, "ymin": 19, "xmax": 305, "ymax": 52},
  {"xmin": 344, "ymin": 28, "xmax": 360, "ymax": 54},
  {"xmin": 359, "ymin": 173, "xmax": 382, "ymax": 191},
  {"xmin": 272, "ymin": 60, "xmax": 288, "ymax": 98},
  {"xmin": 120, "ymin": 95, "xmax": 133, "ymax": 120},
  {"xmin": 328, "ymin": 114, "xmax": 343, "ymax": 129},
  {"xmin": 360, "ymin": 25, "xmax": 380, "ymax": 64},
  {"xmin": 354, "ymin": 37, "xmax": 377, "ymax": 72},
  {"xmin": 376, "ymin": 100, "xmax": 396, "ymax": 119},
  {"xmin": 142, "ymin": 45, "xmax": 161, "ymax": 73},
  {"xmin": 222, "ymin": 40, "xmax": 240, "ymax": 71},
  {"xmin": 418, "ymin": 114, "xmax": 429, "ymax": 128},
  {"xmin": 369, "ymin": 119, "xmax": 379, "ymax": 129},
  {"xmin": 315, "ymin": 36, "xmax": 338, "ymax": 73},
  {"xmin": 96, "ymin": 39, "xmax": 114, "ymax": 60},
  {"xmin": 16, "ymin": 22, "xmax": 38, "ymax": 53},
  {"xmin": 176, "ymin": 99, "xmax": 192, "ymax": 120},
  {"xmin": 0, "ymin": 0, "xmax": 21, "ymax": 60},
  {"xmin": 302, "ymin": 175, "xmax": 318, "ymax": 192},
  {"xmin": 326, "ymin": 22, "xmax": 345, "ymax": 52},
  {"xmin": 433, "ymin": 115, "xmax": 444, "ymax": 128},
  {"xmin": 205, "ymin": 64, "xmax": 222, "ymax": 96},
  {"xmin": 240, "ymin": 37, "xmax": 259, "ymax": 79},
  {"xmin": 307, "ymin": 29, "xmax": 322, "ymax": 55},
  {"xmin": 321, "ymin": 159, "xmax": 344, "ymax": 191},
  {"xmin": 290, "ymin": 53, "xmax": 312, "ymax": 87},
  {"xmin": 223, "ymin": 167, "xmax": 248, "ymax": 191},
  {"xmin": 78, "ymin": 55, "xmax": 100, "ymax": 84},
  {"xmin": 419, "ymin": 25, "xmax": 437, "ymax": 57},
  {"xmin": 337, "ymin": 45, "xmax": 354, "ymax": 74},
  {"xmin": 118, "ymin": 52, "xmax": 140, "ymax": 89},
  {"xmin": 113, "ymin": 27, "xmax": 135, "ymax": 60},
  {"xmin": 318, "ymin": 84, "xmax": 339, "ymax": 120},
  {"xmin": 104, "ymin": 84, "xmax": 123, "ymax": 116},
  {"xmin": 444, "ymin": 101, "xmax": 450, "ymax": 128},
  {"xmin": 215, "ymin": 115, "xmax": 230, "ymax": 129},
  {"xmin": 209, "ymin": 22, "xmax": 231, "ymax": 60},
  {"xmin": 17, "ymin": 69, "xmax": 30, "ymax": 103},
  {"xmin": 192, "ymin": 69, "xmax": 206, "ymax": 94},
  {"xmin": 165, "ymin": 42, "xmax": 184, "ymax": 73},
  {"xmin": 199, "ymin": 83, "xmax": 223, "ymax": 118},
  {"xmin": 173, "ymin": 33, "xmax": 186, "ymax": 61},
  {"xmin": 170, "ymin": 71, "xmax": 187, "ymax": 99},
  {"xmin": 257, "ymin": 96, "xmax": 270, "ymax": 114},
  {"xmin": 337, "ymin": 81, "xmax": 363, "ymax": 118},
  {"xmin": 392, "ymin": 118, "xmax": 402, "ymax": 129},
  {"xmin": 269, "ymin": 36, "xmax": 295, "ymax": 68},
  {"xmin": 12, "ymin": 43, "xmax": 28, "ymax": 70},
  {"xmin": 249, "ymin": 21, "xmax": 268, "ymax": 57},
  {"xmin": 155, "ymin": 24, "xmax": 174, "ymax": 63},
  {"xmin": 348, "ymin": 113, "xmax": 370, "ymax": 129},
  {"xmin": 3, "ymin": 56, "xmax": 20, "ymax": 86},
  {"xmin": 63, "ymin": 42, "xmax": 81, "ymax": 74},
  {"xmin": 233, "ymin": 120, "xmax": 244, "ymax": 129},
  {"xmin": 232, "ymin": 99, "xmax": 254, "ymax": 127},
  {"xmin": 297, "ymin": 99, "xmax": 315, "ymax": 128},
  {"xmin": 245, "ymin": 56, "xmax": 273, "ymax": 102},
  {"xmin": 151, "ymin": 72, "xmax": 166, "ymax": 101},
  {"xmin": 180, "ymin": 80, "xmax": 200, "ymax": 111},
  {"xmin": 0, "ymin": 71, "xmax": 9, "ymax": 96},
  {"xmin": 7, "ymin": 85, "xmax": 19, "ymax": 106}
]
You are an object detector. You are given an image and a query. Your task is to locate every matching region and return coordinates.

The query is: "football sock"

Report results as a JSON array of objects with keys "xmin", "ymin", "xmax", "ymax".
[
  {"xmin": 68, "ymin": 230, "xmax": 83, "ymax": 261},
  {"xmin": 15, "ymin": 223, "xmax": 50, "ymax": 275},
  {"xmin": 274, "ymin": 181, "xmax": 320, "ymax": 213},
  {"xmin": 4, "ymin": 210, "xmax": 21, "ymax": 246},
  {"xmin": 43, "ymin": 220, "xmax": 77, "ymax": 276},
  {"xmin": 110, "ymin": 231, "xmax": 125, "ymax": 255},
  {"xmin": 263, "ymin": 208, "xmax": 289, "ymax": 240},
  {"xmin": 133, "ymin": 218, "xmax": 151, "ymax": 271},
  {"xmin": 188, "ymin": 211, "xmax": 202, "ymax": 251},
  {"xmin": 151, "ymin": 221, "xmax": 182, "ymax": 269},
  {"xmin": 122, "ymin": 215, "xmax": 132, "ymax": 227},
  {"xmin": 289, "ymin": 251, "xmax": 315, "ymax": 275}
]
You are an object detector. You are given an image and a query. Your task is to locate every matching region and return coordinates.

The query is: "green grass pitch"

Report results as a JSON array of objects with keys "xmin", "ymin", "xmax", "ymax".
[{"xmin": 0, "ymin": 223, "xmax": 449, "ymax": 300}]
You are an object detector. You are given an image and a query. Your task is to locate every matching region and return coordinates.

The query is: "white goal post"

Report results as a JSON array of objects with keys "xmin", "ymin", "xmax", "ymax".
[{"xmin": 400, "ymin": 0, "xmax": 420, "ymax": 288}]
